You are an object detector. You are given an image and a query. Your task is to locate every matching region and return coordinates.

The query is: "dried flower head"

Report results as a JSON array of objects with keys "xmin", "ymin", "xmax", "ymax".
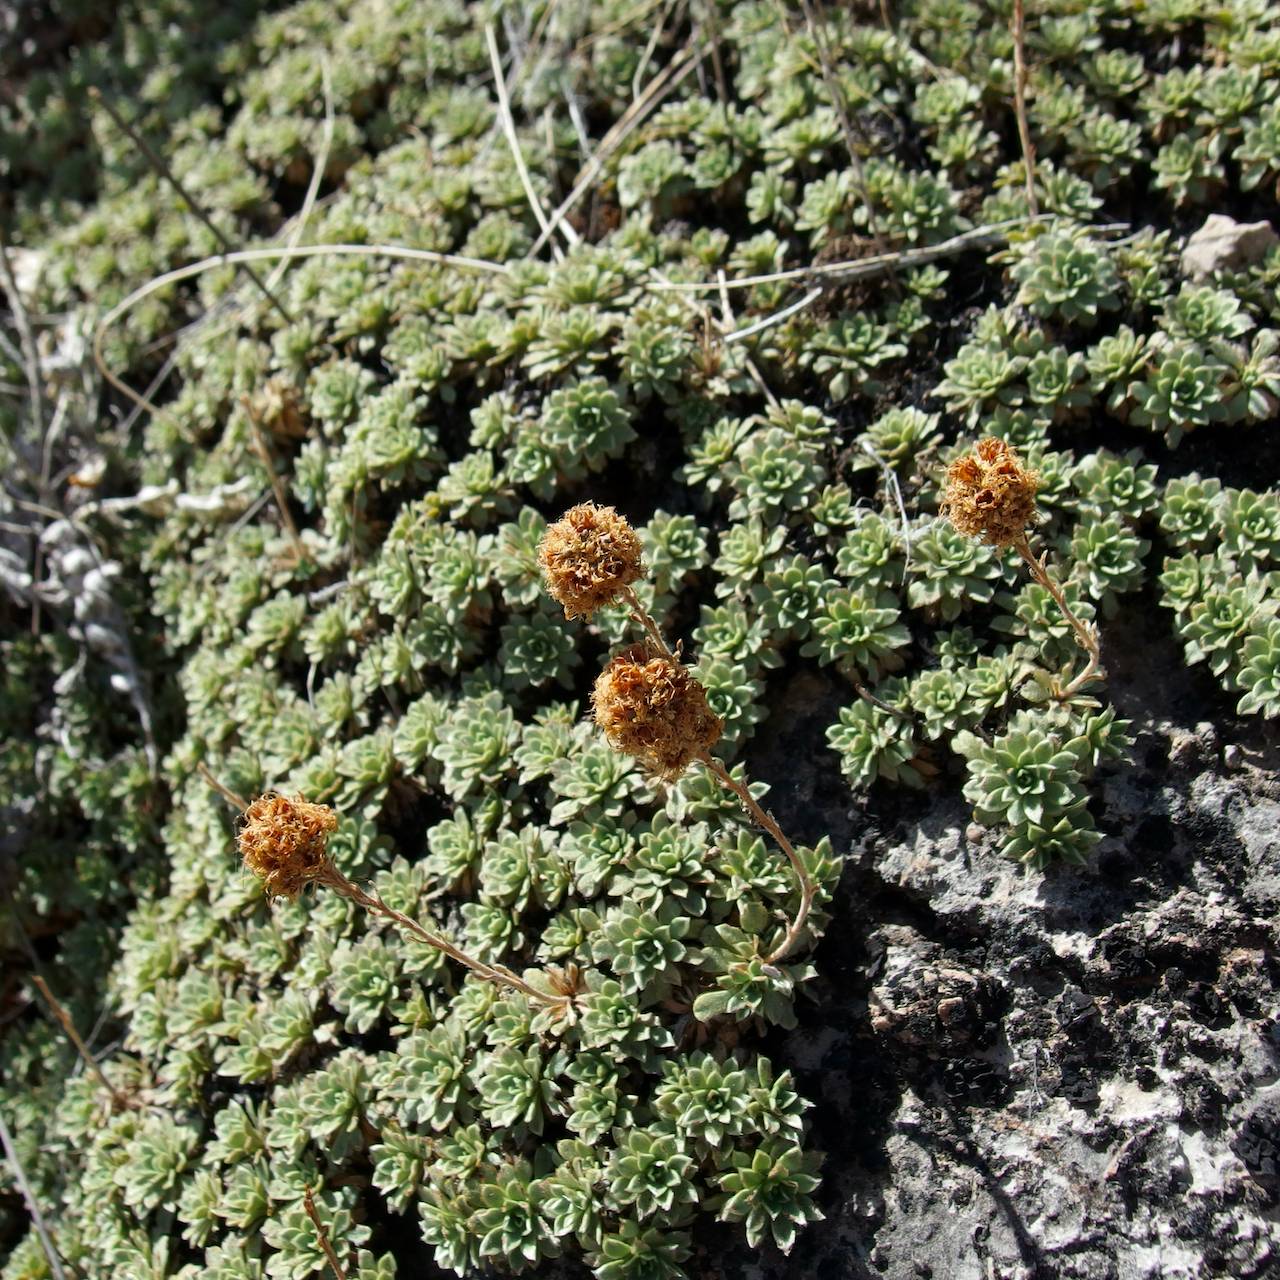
[
  {"xmin": 941, "ymin": 437, "xmax": 1040, "ymax": 546},
  {"xmin": 539, "ymin": 502, "xmax": 644, "ymax": 620},
  {"xmin": 238, "ymin": 792, "xmax": 338, "ymax": 899},
  {"xmin": 592, "ymin": 645, "xmax": 723, "ymax": 780},
  {"xmin": 252, "ymin": 375, "xmax": 306, "ymax": 439}
]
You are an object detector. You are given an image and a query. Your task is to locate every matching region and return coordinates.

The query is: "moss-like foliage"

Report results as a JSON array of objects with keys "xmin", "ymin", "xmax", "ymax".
[{"xmin": 3, "ymin": 1, "xmax": 1280, "ymax": 1277}]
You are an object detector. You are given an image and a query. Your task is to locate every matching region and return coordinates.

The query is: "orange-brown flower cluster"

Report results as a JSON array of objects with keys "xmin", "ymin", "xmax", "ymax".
[
  {"xmin": 940, "ymin": 436, "xmax": 1040, "ymax": 546},
  {"xmin": 238, "ymin": 793, "xmax": 338, "ymax": 900},
  {"xmin": 539, "ymin": 502, "xmax": 644, "ymax": 620},
  {"xmin": 592, "ymin": 646, "xmax": 723, "ymax": 780}
]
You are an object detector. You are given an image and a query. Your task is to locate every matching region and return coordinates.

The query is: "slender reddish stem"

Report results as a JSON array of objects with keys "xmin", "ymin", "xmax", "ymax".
[
  {"xmin": 620, "ymin": 584, "xmax": 676, "ymax": 660},
  {"xmin": 244, "ymin": 398, "xmax": 308, "ymax": 563},
  {"xmin": 698, "ymin": 754, "xmax": 815, "ymax": 965},
  {"xmin": 618, "ymin": 586, "xmax": 816, "ymax": 963},
  {"xmin": 303, "ymin": 1186, "xmax": 350, "ymax": 1280},
  {"xmin": 1013, "ymin": 533, "xmax": 1104, "ymax": 697},
  {"xmin": 319, "ymin": 865, "xmax": 567, "ymax": 1010},
  {"xmin": 31, "ymin": 975, "xmax": 131, "ymax": 1111}
]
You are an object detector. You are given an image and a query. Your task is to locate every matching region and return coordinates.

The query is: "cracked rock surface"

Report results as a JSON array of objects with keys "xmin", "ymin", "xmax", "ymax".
[{"xmin": 706, "ymin": 609, "xmax": 1280, "ymax": 1280}]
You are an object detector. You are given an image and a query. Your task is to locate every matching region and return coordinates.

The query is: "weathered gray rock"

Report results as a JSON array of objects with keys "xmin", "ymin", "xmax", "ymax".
[
  {"xmin": 722, "ymin": 623, "xmax": 1280, "ymax": 1280},
  {"xmin": 1180, "ymin": 213, "xmax": 1278, "ymax": 280}
]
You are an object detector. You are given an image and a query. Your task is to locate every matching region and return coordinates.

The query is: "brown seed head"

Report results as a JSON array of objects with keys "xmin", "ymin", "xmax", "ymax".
[
  {"xmin": 940, "ymin": 437, "xmax": 1040, "ymax": 546},
  {"xmin": 539, "ymin": 502, "xmax": 644, "ymax": 620},
  {"xmin": 238, "ymin": 793, "xmax": 338, "ymax": 900},
  {"xmin": 252, "ymin": 375, "xmax": 306, "ymax": 439},
  {"xmin": 592, "ymin": 646, "xmax": 723, "ymax": 780}
]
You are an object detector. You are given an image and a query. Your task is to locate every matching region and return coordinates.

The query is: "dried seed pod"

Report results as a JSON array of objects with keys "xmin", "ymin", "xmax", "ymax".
[
  {"xmin": 539, "ymin": 502, "xmax": 644, "ymax": 620},
  {"xmin": 238, "ymin": 792, "xmax": 338, "ymax": 900},
  {"xmin": 592, "ymin": 645, "xmax": 723, "ymax": 780},
  {"xmin": 941, "ymin": 437, "xmax": 1040, "ymax": 547}
]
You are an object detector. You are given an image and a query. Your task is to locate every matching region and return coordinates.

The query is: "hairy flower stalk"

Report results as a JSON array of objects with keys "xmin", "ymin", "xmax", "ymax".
[
  {"xmin": 1011, "ymin": 535, "xmax": 1105, "ymax": 697},
  {"xmin": 237, "ymin": 793, "xmax": 570, "ymax": 1011},
  {"xmin": 942, "ymin": 437, "xmax": 1104, "ymax": 697},
  {"xmin": 695, "ymin": 753, "xmax": 815, "ymax": 966},
  {"xmin": 542, "ymin": 504, "xmax": 816, "ymax": 964}
]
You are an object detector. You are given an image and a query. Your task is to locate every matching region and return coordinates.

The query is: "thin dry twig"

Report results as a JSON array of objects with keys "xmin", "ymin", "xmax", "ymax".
[
  {"xmin": 659, "ymin": 220, "xmax": 1050, "ymax": 380},
  {"xmin": 723, "ymin": 286, "xmax": 823, "ymax": 342},
  {"xmin": 303, "ymin": 1186, "xmax": 350, "ymax": 1280},
  {"xmin": 90, "ymin": 87, "xmax": 295, "ymax": 324},
  {"xmin": 116, "ymin": 60, "xmax": 337, "ymax": 438},
  {"xmin": 307, "ymin": 578, "xmax": 349, "ymax": 607},
  {"xmin": 489, "ymin": 1, "xmax": 565, "ymax": 139},
  {"xmin": 511, "ymin": 0, "xmax": 562, "ymax": 71},
  {"xmin": 93, "ymin": 242, "xmax": 510, "ymax": 417},
  {"xmin": 852, "ymin": 675, "xmax": 914, "ymax": 718},
  {"xmin": 114, "ymin": 317, "xmax": 207, "ymax": 438},
  {"xmin": 530, "ymin": 42, "xmax": 701, "ymax": 256},
  {"xmin": 698, "ymin": 0, "xmax": 730, "ymax": 103},
  {"xmin": 485, "ymin": 23, "xmax": 578, "ymax": 258},
  {"xmin": 564, "ymin": 81, "xmax": 593, "ymax": 158},
  {"xmin": 1011, "ymin": 0, "xmax": 1039, "ymax": 216},
  {"xmin": 714, "ymin": 267, "xmax": 737, "ymax": 330},
  {"xmin": 243, "ymin": 396, "xmax": 307, "ymax": 562},
  {"xmin": 708, "ymin": 269, "xmax": 781, "ymax": 406},
  {"xmin": 709, "ymin": 267, "xmax": 782, "ymax": 405},
  {"xmin": 0, "ymin": 330, "xmax": 24, "ymax": 371},
  {"xmin": 8, "ymin": 493, "xmax": 65, "ymax": 523},
  {"xmin": 38, "ymin": 385, "xmax": 70, "ymax": 497},
  {"xmin": 265, "ymin": 54, "xmax": 336, "ymax": 295},
  {"xmin": 651, "ymin": 219, "xmax": 1037, "ymax": 293},
  {"xmin": 632, "ymin": 0, "xmax": 681, "ymax": 101},
  {"xmin": 797, "ymin": 0, "xmax": 893, "ymax": 268},
  {"xmin": 573, "ymin": 0, "xmax": 668, "ymax": 50},
  {"xmin": 738, "ymin": 352, "xmax": 782, "ymax": 411},
  {"xmin": 556, "ymin": 52, "xmax": 782, "ymax": 411},
  {"xmin": 858, "ymin": 438, "xmax": 913, "ymax": 573},
  {"xmin": 187, "ymin": 489, "xmax": 272, "ymax": 587},
  {"xmin": 0, "ymin": 1109, "xmax": 68, "ymax": 1280},
  {"xmin": 32, "ymin": 387, "xmax": 71, "ymax": 635},
  {"xmin": 653, "ymin": 262, "xmax": 782, "ymax": 409},
  {"xmin": 30, "ymin": 974, "xmax": 131, "ymax": 1110},
  {"xmin": 547, "ymin": 29, "xmax": 761, "ymax": 398},
  {"xmin": 0, "ymin": 229, "xmax": 52, "ymax": 625}
]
